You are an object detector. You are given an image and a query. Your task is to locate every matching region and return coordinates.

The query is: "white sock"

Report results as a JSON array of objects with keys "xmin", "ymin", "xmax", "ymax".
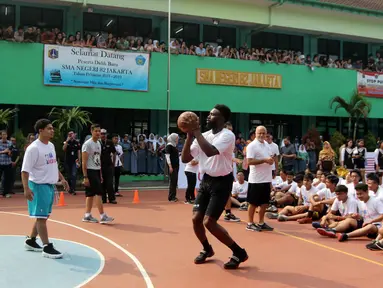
[
  {"xmin": 100, "ymin": 213, "xmax": 106, "ymax": 218},
  {"xmin": 85, "ymin": 213, "xmax": 91, "ymax": 218}
]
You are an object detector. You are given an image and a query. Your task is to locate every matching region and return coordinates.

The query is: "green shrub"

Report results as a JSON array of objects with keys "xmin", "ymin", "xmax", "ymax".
[
  {"xmin": 330, "ymin": 131, "xmax": 346, "ymax": 161},
  {"xmin": 364, "ymin": 131, "xmax": 376, "ymax": 152}
]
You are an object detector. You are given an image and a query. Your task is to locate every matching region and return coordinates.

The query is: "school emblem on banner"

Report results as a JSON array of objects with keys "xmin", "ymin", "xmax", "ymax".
[
  {"xmin": 48, "ymin": 48, "xmax": 59, "ymax": 59},
  {"xmin": 135, "ymin": 55, "xmax": 146, "ymax": 66}
]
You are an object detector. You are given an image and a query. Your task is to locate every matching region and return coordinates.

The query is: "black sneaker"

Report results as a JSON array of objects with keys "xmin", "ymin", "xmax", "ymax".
[
  {"xmin": 224, "ymin": 249, "xmax": 248, "ymax": 269},
  {"xmin": 25, "ymin": 237, "xmax": 43, "ymax": 252},
  {"xmin": 366, "ymin": 240, "xmax": 383, "ymax": 251},
  {"xmin": 246, "ymin": 223, "xmax": 261, "ymax": 232},
  {"xmin": 224, "ymin": 213, "xmax": 241, "ymax": 222},
  {"xmin": 194, "ymin": 246, "xmax": 215, "ymax": 264},
  {"xmin": 258, "ymin": 223, "xmax": 274, "ymax": 231},
  {"xmin": 42, "ymin": 243, "xmax": 63, "ymax": 259},
  {"xmin": 337, "ymin": 233, "xmax": 348, "ymax": 242}
]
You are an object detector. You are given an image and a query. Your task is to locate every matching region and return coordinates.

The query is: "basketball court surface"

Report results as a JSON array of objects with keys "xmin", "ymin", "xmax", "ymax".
[{"xmin": 0, "ymin": 189, "xmax": 382, "ymax": 288}]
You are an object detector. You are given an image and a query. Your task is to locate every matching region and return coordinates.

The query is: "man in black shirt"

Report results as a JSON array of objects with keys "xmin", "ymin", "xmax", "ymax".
[
  {"xmin": 100, "ymin": 129, "xmax": 117, "ymax": 204},
  {"xmin": 63, "ymin": 131, "xmax": 81, "ymax": 195}
]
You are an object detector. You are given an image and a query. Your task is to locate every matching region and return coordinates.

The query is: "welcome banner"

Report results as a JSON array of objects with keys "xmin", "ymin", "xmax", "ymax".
[
  {"xmin": 43, "ymin": 45, "xmax": 150, "ymax": 91},
  {"xmin": 357, "ymin": 71, "xmax": 383, "ymax": 98}
]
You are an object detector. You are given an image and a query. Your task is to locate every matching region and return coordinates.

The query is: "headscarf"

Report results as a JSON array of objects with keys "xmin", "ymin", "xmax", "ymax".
[
  {"xmin": 166, "ymin": 133, "xmax": 178, "ymax": 147},
  {"xmin": 148, "ymin": 133, "xmax": 157, "ymax": 150},
  {"xmin": 299, "ymin": 144, "xmax": 307, "ymax": 153},
  {"xmin": 319, "ymin": 141, "xmax": 335, "ymax": 160},
  {"xmin": 157, "ymin": 137, "xmax": 165, "ymax": 146}
]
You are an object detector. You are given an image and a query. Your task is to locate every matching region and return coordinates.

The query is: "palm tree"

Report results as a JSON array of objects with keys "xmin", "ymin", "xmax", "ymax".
[
  {"xmin": 48, "ymin": 107, "xmax": 92, "ymax": 136},
  {"xmin": 0, "ymin": 108, "xmax": 18, "ymax": 130},
  {"xmin": 330, "ymin": 92, "xmax": 371, "ymax": 140}
]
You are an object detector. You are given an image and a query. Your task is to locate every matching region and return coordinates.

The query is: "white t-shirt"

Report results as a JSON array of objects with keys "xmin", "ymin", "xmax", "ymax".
[
  {"xmin": 232, "ymin": 181, "xmax": 249, "ymax": 199},
  {"xmin": 346, "ymin": 183, "xmax": 357, "ymax": 200},
  {"xmin": 82, "ymin": 138, "xmax": 102, "ymax": 170},
  {"xmin": 287, "ymin": 181, "xmax": 299, "ymax": 195},
  {"xmin": 300, "ymin": 185, "xmax": 318, "ymax": 206},
  {"xmin": 317, "ymin": 188, "xmax": 336, "ymax": 207},
  {"xmin": 314, "ymin": 182, "xmax": 326, "ymax": 191},
  {"xmin": 268, "ymin": 141, "xmax": 280, "ymax": 170},
  {"xmin": 357, "ymin": 196, "xmax": 383, "ymax": 223},
  {"xmin": 185, "ymin": 156, "xmax": 199, "ymax": 174},
  {"xmin": 190, "ymin": 128, "xmax": 234, "ymax": 177},
  {"xmin": 246, "ymin": 139, "xmax": 273, "ymax": 184},
  {"xmin": 272, "ymin": 176, "xmax": 283, "ymax": 187},
  {"xmin": 331, "ymin": 197, "xmax": 358, "ymax": 216},
  {"xmin": 21, "ymin": 139, "xmax": 59, "ymax": 184},
  {"xmin": 114, "ymin": 144, "xmax": 123, "ymax": 167},
  {"xmin": 369, "ymin": 186, "xmax": 383, "ymax": 201}
]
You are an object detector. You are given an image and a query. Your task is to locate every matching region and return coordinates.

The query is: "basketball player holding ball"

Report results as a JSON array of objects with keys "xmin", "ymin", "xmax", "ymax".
[{"xmin": 180, "ymin": 104, "xmax": 248, "ymax": 270}]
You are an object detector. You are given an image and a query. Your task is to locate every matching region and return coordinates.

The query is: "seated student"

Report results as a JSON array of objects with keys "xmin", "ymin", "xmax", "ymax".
[
  {"xmin": 367, "ymin": 172, "xmax": 383, "ymax": 201},
  {"xmin": 315, "ymin": 184, "xmax": 358, "ymax": 234},
  {"xmin": 271, "ymin": 170, "xmax": 283, "ymax": 187},
  {"xmin": 266, "ymin": 173, "xmax": 318, "ymax": 222},
  {"xmin": 228, "ymin": 171, "xmax": 249, "ymax": 211},
  {"xmin": 313, "ymin": 171, "xmax": 328, "ymax": 191},
  {"xmin": 313, "ymin": 170, "xmax": 323, "ymax": 186},
  {"xmin": 319, "ymin": 183, "xmax": 383, "ymax": 242},
  {"xmin": 267, "ymin": 175, "xmax": 303, "ymax": 213},
  {"xmin": 346, "ymin": 169, "xmax": 363, "ymax": 200},
  {"xmin": 297, "ymin": 174, "xmax": 339, "ymax": 224},
  {"xmin": 272, "ymin": 171, "xmax": 296, "ymax": 194}
]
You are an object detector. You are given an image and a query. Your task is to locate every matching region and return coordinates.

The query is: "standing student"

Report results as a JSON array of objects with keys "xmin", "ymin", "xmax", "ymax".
[
  {"xmin": 165, "ymin": 133, "xmax": 180, "ymax": 202},
  {"xmin": 112, "ymin": 134, "xmax": 123, "ymax": 197},
  {"xmin": 245, "ymin": 126, "xmax": 275, "ymax": 232},
  {"xmin": 184, "ymin": 157, "xmax": 198, "ymax": 204},
  {"xmin": 63, "ymin": 131, "xmax": 81, "ymax": 195},
  {"xmin": 22, "ymin": 119, "xmax": 69, "ymax": 259},
  {"xmin": 181, "ymin": 104, "xmax": 248, "ymax": 270},
  {"xmin": 100, "ymin": 129, "xmax": 117, "ymax": 204},
  {"xmin": 82, "ymin": 124, "xmax": 114, "ymax": 224}
]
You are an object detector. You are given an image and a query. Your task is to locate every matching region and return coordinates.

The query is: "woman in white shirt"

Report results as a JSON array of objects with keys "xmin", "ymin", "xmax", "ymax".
[{"xmin": 184, "ymin": 157, "xmax": 198, "ymax": 204}]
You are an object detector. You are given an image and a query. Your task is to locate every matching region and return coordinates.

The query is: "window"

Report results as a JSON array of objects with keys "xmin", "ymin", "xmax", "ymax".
[
  {"xmin": 251, "ymin": 32, "xmax": 304, "ymax": 52},
  {"xmin": 171, "ymin": 22, "xmax": 199, "ymax": 45},
  {"xmin": 343, "ymin": 41, "xmax": 368, "ymax": 63},
  {"xmin": 0, "ymin": 4, "xmax": 15, "ymax": 27},
  {"xmin": 83, "ymin": 13, "xmax": 152, "ymax": 38},
  {"xmin": 20, "ymin": 6, "xmax": 63, "ymax": 30},
  {"xmin": 318, "ymin": 39, "xmax": 340, "ymax": 57},
  {"xmin": 203, "ymin": 25, "xmax": 236, "ymax": 47}
]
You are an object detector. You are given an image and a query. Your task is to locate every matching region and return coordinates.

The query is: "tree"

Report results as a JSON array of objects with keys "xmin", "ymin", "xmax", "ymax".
[
  {"xmin": 330, "ymin": 92, "xmax": 371, "ymax": 140},
  {"xmin": 0, "ymin": 108, "xmax": 18, "ymax": 130},
  {"xmin": 48, "ymin": 107, "xmax": 92, "ymax": 136}
]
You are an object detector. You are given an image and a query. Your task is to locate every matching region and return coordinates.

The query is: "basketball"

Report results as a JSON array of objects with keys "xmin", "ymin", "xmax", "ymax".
[{"xmin": 177, "ymin": 111, "xmax": 199, "ymax": 133}]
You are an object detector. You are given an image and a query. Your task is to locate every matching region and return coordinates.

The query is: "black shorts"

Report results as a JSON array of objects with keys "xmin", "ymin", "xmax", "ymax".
[
  {"xmin": 85, "ymin": 169, "xmax": 103, "ymax": 197},
  {"xmin": 193, "ymin": 173, "xmax": 233, "ymax": 220},
  {"xmin": 247, "ymin": 182, "xmax": 271, "ymax": 206}
]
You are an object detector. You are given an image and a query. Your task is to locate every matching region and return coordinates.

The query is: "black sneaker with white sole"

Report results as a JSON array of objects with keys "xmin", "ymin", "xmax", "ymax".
[
  {"xmin": 194, "ymin": 246, "xmax": 215, "ymax": 264},
  {"xmin": 224, "ymin": 213, "xmax": 241, "ymax": 222},
  {"xmin": 42, "ymin": 243, "xmax": 63, "ymax": 259},
  {"xmin": 25, "ymin": 237, "xmax": 43, "ymax": 252},
  {"xmin": 223, "ymin": 248, "xmax": 248, "ymax": 269},
  {"xmin": 246, "ymin": 223, "xmax": 261, "ymax": 232}
]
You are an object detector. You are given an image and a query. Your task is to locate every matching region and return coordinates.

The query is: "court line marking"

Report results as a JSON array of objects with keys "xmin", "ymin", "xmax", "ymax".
[
  {"xmin": 0, "ymin": 211, "xmax": 154, "ymax": 288},
  {"xmin": 0, "ymin": 200, "xmax": 171, "ymax": 210},
  {"xmin": 0, "ymin": 235, "xmax": 105, "ymax": 288},
  {"xmin": 237, "ymin": 219, "xmax": 383, "ymax": 268}
]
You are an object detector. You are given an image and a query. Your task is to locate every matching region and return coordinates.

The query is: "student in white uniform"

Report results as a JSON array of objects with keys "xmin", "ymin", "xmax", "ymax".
[
  {"xmin": 230, "ymin": 171, "xmax": 248, "ymax": 209},
  {"xmin": 373, "ymin": 141, "xmax": 383, "ymax": 184},
  {"xmin": 184, "ymin": 157, "xmax": 198, "ymax": 204},
  {"xmin": 22, "ymin": 119, "xmax": 69, "ymax": 259},
  {"xmin": 266, "ymin": 133, "xmax": 280, "ymax": 176},
  {"xmin": 315, "ymin": 184, "xmax": 358, "ymax": 235},
  {"xmin": 181, "ymin": 104, "xmax": 248, "ymax": 270},
  {"xmin": 112, "ymin": 134, "xmax": 124, "ymax": 197},
  {"xmin": 366, "ymin": 173, "xmax": 383, "ymax": 201}
]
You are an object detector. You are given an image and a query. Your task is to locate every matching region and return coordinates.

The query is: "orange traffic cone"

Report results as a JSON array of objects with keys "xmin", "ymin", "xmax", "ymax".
[
  {"xmin": 57, "ymin": 192, "xmax": 67, "ymax": 207},
  {"xmin": 133, "ymin": 190, "xmax": 140, "ymax": 204}
]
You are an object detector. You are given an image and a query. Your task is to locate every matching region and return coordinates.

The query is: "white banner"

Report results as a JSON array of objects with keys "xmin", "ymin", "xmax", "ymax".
[{"xmin": 43, "ymin": 45, "xmax": 150, "ymax": 91}]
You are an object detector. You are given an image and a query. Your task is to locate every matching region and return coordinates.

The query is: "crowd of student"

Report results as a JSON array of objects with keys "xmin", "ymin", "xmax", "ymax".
[
  {"xmin": 221, "ymin": 130, "xmax": 383, "ymax": 252},
  {"xmin": 1, "ymin": 25, "xmax": 382, "ymax": 71}
]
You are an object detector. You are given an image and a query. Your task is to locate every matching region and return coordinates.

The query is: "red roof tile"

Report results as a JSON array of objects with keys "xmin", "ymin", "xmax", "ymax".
[{"xmin": 318, "ymin": 0, "xmax": 383, "ymax": 12}]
